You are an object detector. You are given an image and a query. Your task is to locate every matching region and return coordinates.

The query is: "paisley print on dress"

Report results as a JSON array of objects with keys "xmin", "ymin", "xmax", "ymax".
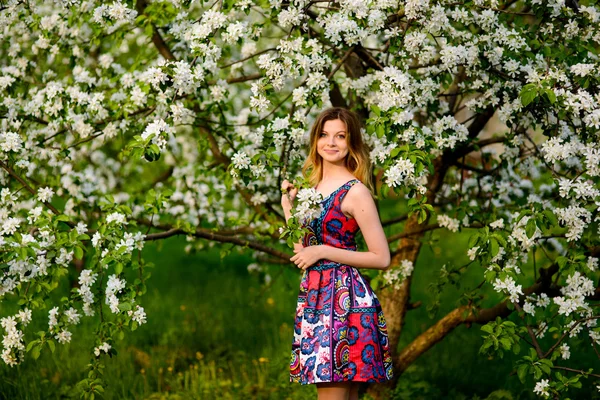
[{"xmin": 290, "ymin": 178, "xmax": 394, "ymax": 385}]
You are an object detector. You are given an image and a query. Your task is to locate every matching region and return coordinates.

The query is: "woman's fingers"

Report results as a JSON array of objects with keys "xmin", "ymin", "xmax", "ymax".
[{"xmin": 281, "ymin": 179, "xmax": 295, "ymax": 192}]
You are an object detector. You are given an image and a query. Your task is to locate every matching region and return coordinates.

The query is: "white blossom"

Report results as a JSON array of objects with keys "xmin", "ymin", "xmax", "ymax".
[
  {"xmin": 438, "ymin": 215, "xmax": 460, "ymax": 232},
  {"xmin": 37, "ymin": 187, "xmax": 54, "ymax": 203},
  {"xmin": 533, "ymin": 379, "xmax": 550, "ymax": 398}
]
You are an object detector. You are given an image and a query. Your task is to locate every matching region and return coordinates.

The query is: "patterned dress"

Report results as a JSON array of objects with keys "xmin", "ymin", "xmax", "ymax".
[{"xmin": 290, "ymin": 178, "xmax": 394, "ymax": 385}]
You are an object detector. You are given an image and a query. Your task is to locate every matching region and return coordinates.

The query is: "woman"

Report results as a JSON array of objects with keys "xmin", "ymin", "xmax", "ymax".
[{"xmin": 281, "ymin": 107, "xmax": 394, "ymax": 400}]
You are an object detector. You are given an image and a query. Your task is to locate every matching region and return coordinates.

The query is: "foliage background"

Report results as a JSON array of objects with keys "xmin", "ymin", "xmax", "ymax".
[{"xmin": 1, "ymin": 200, "xmax": 598, "ymax": 399}]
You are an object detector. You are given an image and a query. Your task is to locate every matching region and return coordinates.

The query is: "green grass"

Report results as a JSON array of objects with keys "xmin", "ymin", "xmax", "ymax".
[{"xmin": 0, "ymin": 224, "xmax": 598, "ymax": 399}]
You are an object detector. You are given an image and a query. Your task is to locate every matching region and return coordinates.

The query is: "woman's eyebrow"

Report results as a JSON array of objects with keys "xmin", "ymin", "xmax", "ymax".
[{"xmin": 321, "ymin": 130, "xmax": 347, "ymax": 134}]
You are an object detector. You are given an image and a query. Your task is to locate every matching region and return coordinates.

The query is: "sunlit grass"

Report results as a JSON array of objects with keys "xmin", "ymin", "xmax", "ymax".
[{"xmin": 0, "ymin": 219, "xmax": 597, "ymax": 399}]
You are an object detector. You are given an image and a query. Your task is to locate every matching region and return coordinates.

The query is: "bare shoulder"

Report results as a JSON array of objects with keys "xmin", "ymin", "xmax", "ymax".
[
  {"xmin": 342, "ymin": 181, "xmax": 375, "ymax": 217},
  {"xmin": 346, "ymin": 181, "xmax": 373, "ymax": 201}
]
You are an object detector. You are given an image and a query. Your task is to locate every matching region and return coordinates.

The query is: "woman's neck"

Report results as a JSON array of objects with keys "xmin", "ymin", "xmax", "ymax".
[{"xmin": 320, "ymin": 161, "xmax": 352, "ymax": 182}]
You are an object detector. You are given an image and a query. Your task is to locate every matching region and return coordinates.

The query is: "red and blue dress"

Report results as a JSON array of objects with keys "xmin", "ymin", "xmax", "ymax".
[{"xmin": 290, "ymin": 178, "xmax": 394, "ymax": 385}]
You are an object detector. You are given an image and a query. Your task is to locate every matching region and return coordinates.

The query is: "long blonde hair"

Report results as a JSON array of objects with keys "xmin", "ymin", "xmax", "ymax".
[{"xmin": 302, "ymin": 107, "xmax": 374, "ymax": 193}]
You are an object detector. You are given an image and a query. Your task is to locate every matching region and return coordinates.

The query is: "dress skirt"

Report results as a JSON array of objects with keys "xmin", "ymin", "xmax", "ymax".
[{"xmin": 289, "ymin": 179, "xmax": 394, "ymax": 384}]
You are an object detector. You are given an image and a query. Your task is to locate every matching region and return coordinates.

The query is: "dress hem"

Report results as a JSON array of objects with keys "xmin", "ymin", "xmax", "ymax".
[{"xmin": 290, "ymin": 377, "xmax": 393, "ymax": 385}]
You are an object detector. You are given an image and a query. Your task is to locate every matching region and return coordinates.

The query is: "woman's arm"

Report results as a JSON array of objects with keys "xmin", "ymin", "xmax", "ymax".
[{"xmin": 321, "ymin": 182, "xmax": 390, "ymax": 270}]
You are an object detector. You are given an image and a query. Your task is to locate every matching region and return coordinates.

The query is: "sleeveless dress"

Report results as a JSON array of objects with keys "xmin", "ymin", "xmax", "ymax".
[{"xmin": 289, "ymin": 178, "xmax": 394, "ymax": 385}]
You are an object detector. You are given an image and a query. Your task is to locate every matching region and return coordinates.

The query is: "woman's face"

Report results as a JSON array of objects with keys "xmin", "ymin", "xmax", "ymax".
[{"xmin": 317, "ymin": 119, "xmax": 349, "ymax": 164}]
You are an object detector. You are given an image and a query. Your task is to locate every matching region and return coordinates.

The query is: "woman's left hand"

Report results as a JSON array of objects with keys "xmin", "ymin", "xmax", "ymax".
[{"xmin": 290, "ymin": 245, "xmax": 325, "ymax": 271}]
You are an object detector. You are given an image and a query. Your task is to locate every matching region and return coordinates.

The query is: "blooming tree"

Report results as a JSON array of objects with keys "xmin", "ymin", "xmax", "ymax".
[{"xmin": 1, "ymin": 0, "xmax": 599, "ymax": 397}]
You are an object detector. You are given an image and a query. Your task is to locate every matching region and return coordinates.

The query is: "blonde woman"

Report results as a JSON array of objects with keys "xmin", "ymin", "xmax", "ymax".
[{"xmin": 282, "ymin": 108, "xmax": 394, "ymax": 400}]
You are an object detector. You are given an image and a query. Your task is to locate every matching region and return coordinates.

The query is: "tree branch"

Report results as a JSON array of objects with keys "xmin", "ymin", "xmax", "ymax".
[
  {"xmin": 0, "ymin": 160, "xmax": 63, "ymax": 217},
  {"xmin": 135, "ymin": 0, "xmax": 176, "ymax": 61},
  {"xmin": 394, "ymin": 263, "xmax": 559, "ymax": 374},
  {"xmin": 144, "ymin": 227, "xmax": 290, "ymax": 261},
  {"xmin": 382, "ymin": 214, "xmax": 408, "ymax": 227}
]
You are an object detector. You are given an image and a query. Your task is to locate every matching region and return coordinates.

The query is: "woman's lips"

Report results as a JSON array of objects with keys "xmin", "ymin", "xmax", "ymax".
[{"xmin": 324, "ymin": 150, "xmax": 338, "ymax": 153}]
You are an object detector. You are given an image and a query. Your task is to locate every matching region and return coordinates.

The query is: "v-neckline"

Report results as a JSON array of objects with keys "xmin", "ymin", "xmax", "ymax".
[{"xmin": 316, "ymin": 178, "xmax": 358, "ymax": 202}]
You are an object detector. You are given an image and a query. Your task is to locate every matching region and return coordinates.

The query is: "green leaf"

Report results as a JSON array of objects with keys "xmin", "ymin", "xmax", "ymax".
[
  {"xmin": 47, "ymin": 340, "xmax": 56, "ymax": 353},
  {"xmin": 372, "ymin": 105, "xmax": 381, "ymax": 116},
  {"xmin": 544, "ymin": 88, "xmax": 556, "ymax": 104},
  {"xmin": 31, "ymin": 344, "xmax": 41, "ymax": 360},
  {"xmin": 543, "ymin": 209, "xmax": 558, "ymax": 226},
  {"xmin": 418, "ymin": 209, "xmax": 427, "ymax": 224},
  {"xmin": 520, "ymin": 84, "xmax": 538, "ymax": 107},
  {"xmin": 74, "ymin": 246, "xmax": 84, "ymax": 260},
  {"xmin": 557, "ymin": 256, "xmax": 568, "ymax": 269},
  {"xmin": 26, "ymin": 339, "xmax": 39, "ymax": 352},
  {"xmin": 517, "ymin": 364, "xmax": 529, "ymax": 383},
  {"xmin": 114, "ymin": 263, "xmax": 123, "ymax": 275},
  {"xmin": 525, "ymin": 218, "xmax": 537, "ymax": 238},
  {"xmin": 490, "ymin": 238, "xmax": 499, "ymax": 257}
]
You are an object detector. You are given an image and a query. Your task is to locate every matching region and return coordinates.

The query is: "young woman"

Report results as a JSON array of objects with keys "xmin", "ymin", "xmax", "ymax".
[{"xmin": 281, "ymin": 107, "xmax": 394, "ymax": 400}]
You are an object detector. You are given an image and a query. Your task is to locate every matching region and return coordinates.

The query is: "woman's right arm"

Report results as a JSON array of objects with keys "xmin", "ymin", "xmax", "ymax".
[{"xmin": 281, "ymin": 180, "xmax": 304, "ymax": 253}]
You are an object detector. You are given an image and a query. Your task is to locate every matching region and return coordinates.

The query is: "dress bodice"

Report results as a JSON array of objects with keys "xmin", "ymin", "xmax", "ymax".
[{"xmin": 302, "ymin": 179, "xmax": 360, "ymax": 250}]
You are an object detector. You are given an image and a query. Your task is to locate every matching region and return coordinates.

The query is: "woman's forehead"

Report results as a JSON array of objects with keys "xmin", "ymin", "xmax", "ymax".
[{"xmin": 322, "ymin": 119, "xmax": 347, "ymax": 131}]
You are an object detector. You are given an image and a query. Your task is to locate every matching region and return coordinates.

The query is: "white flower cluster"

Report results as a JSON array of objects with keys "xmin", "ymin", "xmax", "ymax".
[
  {"xmin": 384, "ymin": 158, "xmax": 418, "ymax": 189},
  {"xmin": 490, "ymin": 219, "xmax": 505, "ymax": 229},
  {"xmin": 559, "ymin": 343, "xmax": 570, "ymax": 360},
  {"xmin": 171, "ymin": 61, "xmax": 205, "ymax": 95},
  {"xmin": 0, "ymin": 309, "xmax": 31, "ymax": 366},
  {"xmin": 439, "ymin": 44, "xmax": 479, "ymax": 72},
  {"xmin": 141, "ymin": 119, "xmax": 174, "ymax": 152},
  {"xmin": 106, "ymin": 212, "xmax": 128, "ymax": 225},
  {"xmin": 533, "ymin": 379, "xmax": 550, "ymax": 398},
  {"xmin": 278, "ymin": 7, "xmax": 304, "ymax": 29},
  {"xmin": 183, "ymin": 10, "xmax": 228, "ymax": 50},
  {"xmin": 94, "ymin": 341, "xmax": 111, "ymax": 357},
  {"xmin": 47, "ymin": 306, "xmax": 73, "ymax": 344},
  {"xmin": 382, "ymin": 260, "xmax": 414, "ymax": 290},
  {"xmin": 570, "ymin": 63, "xmax": 596, "ymax": 77},
  {"xmin": 247, "ymin": 263, "xmax": 263, "ymax": 273},
  {"xmin": 92, "ymin": 1, "xmax": 138, "ymax": 34},
  {"xmin": 115, "ymin": 231, "xmax": 145, "ymax": 255},
  {"xmin": 522, "ymin": 293, "xmax": 550, "ymax": 316},
  {"xmin": 509, "ymin": 215, "xmax": 541, "ymax": 251},
  {"xmin": 230, "ymin": 151, "xmax": 251, "ymax": 177},
  {"xmin": 127, "ymin": 305, "xmax": 147, "ymax": 325},
  {"xmin": 78, "ymin": 269, "xmax": 98, "ymax": 316},
  {"xmin": 540, "ymin": 136, "xmax": 580, "ymax": 164},
  {"xmin": 492, "ymin": 275, "xmax": 523, "ymax": 302},
  {"xmin": 557, "ymin": 177, "xmax": 599, "ymax": 201},
  {"xmin": 554, "ymin": 206, "xmax": 592, "ymax": 242},
  {"xmin": 250, "ymin": 82, "xmax": 270, "ymax": 113},
  {"xmin": 353, "ymin": 67, "xmax": 413, "ymax": 112},
  {"xmin": 105, "ymin": 274, "xmax": 127, "ymax": 314},
  {"xmin": 467, "ymin": 246, "xmax": 479, "ymax": 261},
  {"xmin": 293, "ymin": 188, "xmax": 324, "ymax": 223},
  {"xmin": 368, "ymin": 134, "xmax": 398, "ymax": 164},
  {"xmin": 1, "ymin": 217, "xmax": 21, "ymax": 236},
  {"xmin": 427, "ymin": 116, "xmax": 469, "ymax": 150},
  {"xmin": 437, "ymin": 214, "xmax": 460, "ymax": 232},
  {"xmin": 0, "ymin": 131, "xmax": 23, "ymax": 154},
  {"xmin": 587, "ymin": 257, "xmax": 598, "ymax": 271},
  {"xmin": 553, "ymin": 271, "xmax": 594, "ymax": 316},
  {"xmin": 37, "ymin": 187, "xmax": 54, "ymax": 203}
]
